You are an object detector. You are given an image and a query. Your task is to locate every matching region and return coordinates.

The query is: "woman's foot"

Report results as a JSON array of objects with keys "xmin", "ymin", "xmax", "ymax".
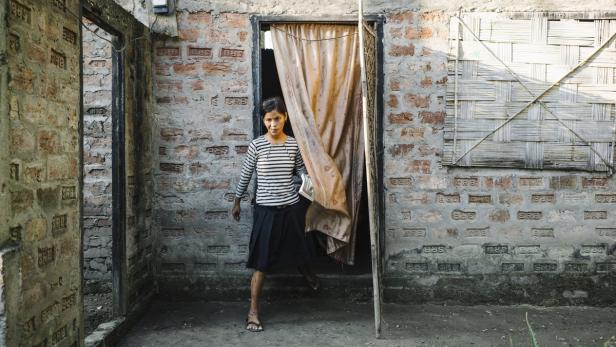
[
  {"xmin": 245, "ymin": 311, "xmax": 263, "ymax": 332},
  {"xmin": 297, "ymin": 265, "xmax": 320, "ymax": 291}
]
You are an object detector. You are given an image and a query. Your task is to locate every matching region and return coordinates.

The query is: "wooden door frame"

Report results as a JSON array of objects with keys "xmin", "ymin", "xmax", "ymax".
[
  {"xmin": 80, "ymin": 5, "xmax": 128, "ymax": 317},
  {"xmin": 250, "ymin": 14, "xmax": 386, "ymax": 272}
]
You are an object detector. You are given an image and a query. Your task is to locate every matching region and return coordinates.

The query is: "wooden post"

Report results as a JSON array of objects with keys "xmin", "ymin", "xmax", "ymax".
[{"xmin": 358, "ymin": 0, "xmax": 383, "ymax": 339}]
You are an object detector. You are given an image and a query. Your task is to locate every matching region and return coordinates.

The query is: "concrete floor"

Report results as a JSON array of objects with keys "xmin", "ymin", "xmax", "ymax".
[{"xmin": 118, "ymin": 299, "xmax": 616, "ymax": 347}]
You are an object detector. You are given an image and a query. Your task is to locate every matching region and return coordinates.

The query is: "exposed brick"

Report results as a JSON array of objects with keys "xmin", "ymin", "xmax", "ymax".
[
  {"xmin": 388, "ymin": 112, "xmax": 413, "ymax": 124},
  {"xmin": 489, "ymin": 209, "xmax": 510, "ymax": 223},
  {"xmin": 470, "ymin": 195, "xmax": 492, "ymax": 204},
  {"xmin": 39, "ymin": 130, "xmax": 60, "ymax": 153},
  {"xmin": 404, "ymin": 27, "xmax": 416, "ymax": 40},
  {"xmin": 405, "ymin": 94, "xmax": 430, "ymax": 108},
  {"xmin": 420, "ymin": 111, "xmax": 445, "ymax": 125},
  {"xmin": 178, "ymin": 28, "xmax": 199, "ymax": 42},
  {"xmin": 436, "ymin": 192, "xmax": 460, "ymax": 203},
  {"xmin": 387, "ymin": 94, "xmax": 399, "ymax": 108},
  {"xmin": 418, "ymin": 27, "xmax": 433, "ymax": 39},
  {"xmin": 389, "ymin": 44, "xmax": 415, "ymax": 56},
  {"xmin": 453, "ymin": 176, "xmax": 479, "ymax": 188},
  {"xmin": 389, "ymin": 12, "xmax": 414, "ymax": 23},
  {"xmin": 223, "ymin": 13, "xmax": 248, "ymax": 28},
  {"xmin": 549, "ymin": 176, "xmax": 578, "ymax": 190},
  {"xmin": 484, "ymin": 176, "xmax": 513, "ymax": 189},
  {"xmin": 172, "ymin": 63, "xmax": 197, "ymax": 76},
  {"xmin": 203, "ymin": 62, "xmax": 232, "ymax": 74},
  {"xmin": 186, "ymin": 12, "xmax": 212, "ymax": 25},
  {"xmin": 400, "ymin": 128, "xmax": 424, "ymax": 140},
  {"xmin": 389, "ymin": 79, "xmax": 401, "ymax": 91},
  {"xmin": 409, "ymin": 160, "xmax": 431, "ymax": 174},
  {"xmin": 420, "ymin": 76, "xmax": 432, "ymax": 88},
  {"xmin": 203, "ymin": 179, "xmax": 231, "ymax": 190},
  {"xmin": 582, "ymin": 177, "xmax": 608, "ymax": 188},
  {"xmin": 389, "ymin": 27, "xmax": 403, "ymax": 39},
  {"xmin": 160, "ymin": 128, "xmax": 184, "ymax": 141},
  {"xmin": 160, "ymin": 163, "xmax": 184, "ymax": 173},
  {"xmin": 388, "ymin": 144, "xmax": 414, "ymax": 157}
]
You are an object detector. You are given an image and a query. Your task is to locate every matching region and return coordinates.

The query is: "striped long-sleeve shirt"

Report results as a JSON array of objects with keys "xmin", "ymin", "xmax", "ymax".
[{"xmin": 235, "ymin": 136, "xmax": 306, "ymax": 206}]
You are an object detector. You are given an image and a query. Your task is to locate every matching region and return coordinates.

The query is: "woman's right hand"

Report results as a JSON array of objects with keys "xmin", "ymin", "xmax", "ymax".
[{"xmin": 232, "ymin": 199, "xmax": 241, "ymax": 221}]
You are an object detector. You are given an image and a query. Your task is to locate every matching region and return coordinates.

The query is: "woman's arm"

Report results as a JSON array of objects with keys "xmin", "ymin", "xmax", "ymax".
[
  {"xmin": 295, "ymin": 146, "xmax": 307, "ymax": 175},
  {"xmin": 233, "ymin": 142, "xmax": 257, "ymax": 221}
]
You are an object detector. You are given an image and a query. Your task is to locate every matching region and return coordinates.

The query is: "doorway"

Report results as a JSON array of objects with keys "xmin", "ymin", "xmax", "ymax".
[
  {"xmin": 80, "ymin": 13, "xmax": 125, "ymax": 336},
  {"xmin": 254, "ymin": 19, "xmax": 384, "ymax": 275}
]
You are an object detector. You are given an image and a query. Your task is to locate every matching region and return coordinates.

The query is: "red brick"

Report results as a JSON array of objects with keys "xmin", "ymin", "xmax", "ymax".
[
  {"xmin": 400, "ymin": 128, "xmax": 424, "ymax": 140},
  {"xmin": 389, "ymin": 79, "xmax": 401, "ymax": 91},
  {"xmin": 420, "ymin": 11, "xmax": 446, "ymax": 22},
  {"xmin": 582, "ymin": 177, "xmax": 608, "ymax": 189},
  {"xmin": 409, "ymin": 160, "xmax": 431, "ymax": 174},
  {"xmin": 420, "ymin": 76, "xmax": 432, "ymax": 88},
  {"xmin": 203, "ymin": 62, "xmax": 232, "ymax": 74},
  {"xmin": 10, "ymin": 128, "xmax": 35, "ymax": 153},
  {"xmin": 489, "ymin": 209, "xmax": 510, "ymax": 223},
  {"xmin": 155, "ymin": 64, "xmax": 171, "ymax": 76},
  {"xmin": 9, "ymin": 64, "xmax": 34, "ymax": 91},
  {"xmin": 172, "ymin": 63, "xmax": 197, "ymax": 76},
  {"xmin": 38, "ymin": 130, "xmax": 59, "ymax": 154},
  {"xmin": 389, "ymin": 44, "xmax": 415, "ymax": 56},
  {"xmin": 178, "ymin": 28, "xmax": 199, "ymax": 42},
  {"xmin": 404, "ymin": 27, "xmax": 417, "ymax": 40},
  {"xmin": 388, "ymin": 112, "xmax": 413, "ymax": 124},
  {"xmin": 389, "ymin": 12, "xmax": 414, "ymax": 23},
  {"xmin": 223, "ymin": 13, "xmax": 248, "ymax": 28},
  {"xmin": 419, "ymin": 111, "xmax": 445, "ymax": 125},
  {"xmin": 549, "ymin": 176, "xmax": 578, "ymax": 190},
  {"xmin": 420, "ymin": 47, "xmax": 433, "ymax": 56},
  {"xmin": 389, "ymin": 27, "xmax": 403, "ymax": 39},
  {"xmin": 26, "ymin": 44, "xmax": 46, "ymax": 64},
  {"xmin": 405, "ymin": 94, "xmax": 430, "ymax": 108},
  {"xmin": 203, "ymin": 179, "xmax": 231, "ymax": 190},
  {"xmin": 484, "ymin": 176, "xmax": 513, "ymax": 189},
  {"xmin": 174, "ymin": 145, "xmax": 199, "ymax": 159},
  {"xmin": 11, "ymin": 189, "xmax": 34, "ymax": 213},
  {"xmin": 160, "ymin": 128, "xmax": 184, "ymax": 141},
  {"xmin": 186, "ymin": 12, "xmax": 212, "ymax": 25},
  {"xmin": 387, "ymin": 94, "xmax": 399, "ymax": 108},
  {"xmin": 238, "ymin": 31, "xmax": 249, "ymax": 42},
  {"xmin": 191, "ymin": 80, "xmax": 204, "ymax": 91},
  {"xmin": 388, "ymin": 144, "xmax": 414, "ymax": 157},
  {"xmin": 190, "ymin": 162, "xmax": 209, "ymax": 174},
  {"xmin": 419, "ymin": 27, "xmax": 433, "ymax": 39},
  {"xmin": 156, "ymin": 80, "xmax": 183, "ymax": 92}
]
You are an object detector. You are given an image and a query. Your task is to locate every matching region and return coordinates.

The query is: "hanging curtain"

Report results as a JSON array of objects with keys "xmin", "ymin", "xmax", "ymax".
[{"xmin": 271, "ymin": 23, "xmax": 364, "ymax": 264}]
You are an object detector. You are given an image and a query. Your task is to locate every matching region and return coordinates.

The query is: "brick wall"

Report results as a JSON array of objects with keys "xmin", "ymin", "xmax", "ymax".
[
  {"xmin": 2, "ymin": 0, "xmax": 156, "ymax": 344},
  {"xmin": 382, "ymin": 11, "xmax": 616, "ymax": 304},
  {"xmin": 82, "ymin": 19, "xmax": 113, "ymax": 284},
  {"xmin": 153, "ymin": 5, "xmax": 616, "ymax": 305},
  {"xmin": 153, "ymin": 11, "xmax": 253, "ymax": 280},
  {"xmin": 6, "ymin": 0, "xmax": 82, "ymax": 345}
]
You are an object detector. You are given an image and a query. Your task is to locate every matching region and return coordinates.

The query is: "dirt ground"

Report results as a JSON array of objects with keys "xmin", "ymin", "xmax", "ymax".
[
  {"xmin": 84, "ymin": 291, "xmax": 113, "ymax": 336},
  {"xmin": 117, "ymin": 299, "xmax": 616, "ymax": 347}
]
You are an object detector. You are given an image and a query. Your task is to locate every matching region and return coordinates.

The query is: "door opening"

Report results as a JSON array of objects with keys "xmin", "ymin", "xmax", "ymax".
[
  {"xmin": 258, "ymin": 25, "xmax": 373, "ymax": 275},
  {"xmin": 80, "ymin": 15, "xmax": 125, "ymax": 336}
]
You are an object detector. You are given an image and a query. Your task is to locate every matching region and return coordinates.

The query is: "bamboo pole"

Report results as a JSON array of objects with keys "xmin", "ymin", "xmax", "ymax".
[{"xmin": 358, "ymin": 0, "xmax": 382, "ymax": 339}]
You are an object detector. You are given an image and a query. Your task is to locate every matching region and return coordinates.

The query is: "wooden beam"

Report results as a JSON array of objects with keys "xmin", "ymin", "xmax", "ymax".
[{"xmin": 358, "ymin": 0, "xmax": 382, "ymax": 339}]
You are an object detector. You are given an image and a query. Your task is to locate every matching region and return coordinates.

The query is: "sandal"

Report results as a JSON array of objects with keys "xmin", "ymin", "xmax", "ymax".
[{"xmin": 245, "ymin": 318, "xmax": 264, "ymax": 332}]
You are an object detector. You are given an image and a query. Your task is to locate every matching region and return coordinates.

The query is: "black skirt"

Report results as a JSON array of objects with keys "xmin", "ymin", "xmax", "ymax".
[{"xmin": 247, "ymin": 200, "xmax": 315, "ymax": 272}]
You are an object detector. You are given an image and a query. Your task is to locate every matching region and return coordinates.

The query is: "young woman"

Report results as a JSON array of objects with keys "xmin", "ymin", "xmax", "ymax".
[{"xmin": 232, "ymin": 96, "xmax": 318, "ymax": 332}]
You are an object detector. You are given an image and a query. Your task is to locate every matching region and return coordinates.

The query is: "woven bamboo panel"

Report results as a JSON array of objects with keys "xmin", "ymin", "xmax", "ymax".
[{"xmin": 445, "ymin": 14, "xmax": 616, "ymax": 172}]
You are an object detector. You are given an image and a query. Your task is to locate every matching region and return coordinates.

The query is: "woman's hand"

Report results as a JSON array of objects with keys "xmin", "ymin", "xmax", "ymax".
[{"xmin": 232, "ymin": 198, "xmax": 241, "ymax": 221}]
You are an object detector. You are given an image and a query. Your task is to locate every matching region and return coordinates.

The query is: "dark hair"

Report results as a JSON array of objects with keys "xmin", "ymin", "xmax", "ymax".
[{"xmin": 262, "ymin": 96, "xmax": 287, "ymax": 116}]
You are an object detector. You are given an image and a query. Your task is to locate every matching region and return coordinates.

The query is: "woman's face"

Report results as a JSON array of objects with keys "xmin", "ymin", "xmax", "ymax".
[{"xmin": 263, "ymin": 110, "xmax": 287, "ymax": 137}]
